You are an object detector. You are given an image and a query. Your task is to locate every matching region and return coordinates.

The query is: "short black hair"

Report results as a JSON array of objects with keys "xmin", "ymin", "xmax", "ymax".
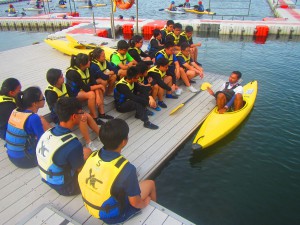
[
  {"xmin": 232, "ymin": 71, "xmax": 242, "ymax": 79},
  {"xmin": 166, "ymin": 20, "xmax": 174, "ymax": 26},
  {"xmin": 185, "ymin": 25, "xmax": 193, "ymax": 33},
  {"xmin": 153, "ymin": 29, "xmax": 161, "ymax": 38},
  {"xmin": 99, "ymin": 118, "xmax": 129, "ymax": 150},
  {"xmin": 55, "ymin": 97, "xmax": 82, "ymax": 122},
  {"xmin": 46, "ymin": 68, "xmax": 62, "ymax": 86},
  {"xmin": 136, "ymin": 61, "xmax": 148, "ymax": 74},
  {"xmin": 117, "ymin": 40, "xmax": 129, "ymax": 50},
  {"xmin": 174, "ymin": 23, "xmax": 182, "ymax": 30},
  {"xmin": 164, "ymin": 41, "xmax": 175, "ymax": 49},
  {"xmin": 181, "ymin": 42, "xmax": 190, "ymax": 51},
  {"xmin": 126, "ymin": 66, "xmax": 138, "ymax": 80},
  {"xmin": 156, "ymin": 57, "xmax": 169, "ymax": 67}
]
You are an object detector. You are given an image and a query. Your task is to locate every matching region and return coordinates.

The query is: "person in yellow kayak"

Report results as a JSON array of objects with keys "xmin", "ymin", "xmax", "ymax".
[
  {"xmin": 7, "ymin": 4, "xmax": 16, "ymax": 13},
  {"xmin": 197, "ymin": 1, "xmax": 204, "ymax": 12},
  {"xmin": 183, "ymin": 0, "xmax": 190, "ymax": 8},
  {"xmin": 78, "ymin": 118, "xmax": 157, "ymax": 224},
  {"xmin": 207, "ymin": 71, "xmax": 243, "ymax": 114}
]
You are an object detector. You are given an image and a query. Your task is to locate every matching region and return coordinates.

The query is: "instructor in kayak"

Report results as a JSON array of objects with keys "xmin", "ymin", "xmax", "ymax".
[{"xmin": 207, "ymin": 71, "xmax": 243, "ymax": 114}]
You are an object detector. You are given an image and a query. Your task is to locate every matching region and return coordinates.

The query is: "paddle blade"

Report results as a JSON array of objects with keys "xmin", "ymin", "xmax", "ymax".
[
  {"xmin": 158, "ymin": 8, "xmax": 165, "ymax": 11},
  {"xmin": 200, "ymin": 82, "xmax": 212, "ymax": 91},
  {"xmin": 65, "ymin": 34, "xmax": 79, "ymax": 45},
  {"xmin": 169, "ymin": 103, "xmax": 184, "ymax": 115}
]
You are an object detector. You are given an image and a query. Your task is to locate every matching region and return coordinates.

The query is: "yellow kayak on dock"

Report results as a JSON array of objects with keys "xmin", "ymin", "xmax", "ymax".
[
  {"xmin": 192, "ymin": 80, "xmax": 258, "ymax": 151},
  {"xmin": 183, "ymin": 8, "xmax": 216, "ymax": 15},
  {"xmin": 44, "ymin": 36, "xmax": 115, "ymax": 61}
]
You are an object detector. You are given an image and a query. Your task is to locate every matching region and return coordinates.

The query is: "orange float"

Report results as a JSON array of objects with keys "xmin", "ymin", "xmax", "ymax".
[{"xmin": 113, "ymin": 0, "xmax": 135, "ymax": 12}]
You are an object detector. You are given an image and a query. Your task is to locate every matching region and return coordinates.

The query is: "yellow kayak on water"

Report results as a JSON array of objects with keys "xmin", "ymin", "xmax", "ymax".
[
  {"xmin": 183, "ymin": 8, "xmax": 216, "ymax": 15},
  {"xmin": 78, "ymin": 3, "xmax": 107, "ymax": 8},
  {"xmin": 192, "ymin": 80, "xmax": 258, "ymax": 151},
  {"xmin": 44, "ymin": 35, "xmax": 115, "ymax": 61}
]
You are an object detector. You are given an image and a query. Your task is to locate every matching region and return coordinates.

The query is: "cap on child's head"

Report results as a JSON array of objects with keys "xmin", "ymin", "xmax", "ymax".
[
  {"xmin": 199, "ymin": 1, "xmax": 202, "ymax": 4},
  {"xmin": 171, "ymin": 1, "xmax": 175, "ymax": 4}
]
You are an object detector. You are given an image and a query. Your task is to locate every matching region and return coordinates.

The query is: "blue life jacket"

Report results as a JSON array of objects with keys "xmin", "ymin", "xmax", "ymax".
[{"xmin": 5, "ymin": 109, "xmax": 35, "ymax": 157}]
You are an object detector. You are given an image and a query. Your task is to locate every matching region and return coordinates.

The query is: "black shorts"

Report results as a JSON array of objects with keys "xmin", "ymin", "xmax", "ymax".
[{"xmin": 215, "ymin": 91, "xmax": 234, "ymax": 102}]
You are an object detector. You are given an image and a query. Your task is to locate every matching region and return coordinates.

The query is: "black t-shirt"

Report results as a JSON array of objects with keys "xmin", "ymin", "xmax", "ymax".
[{"xmin": 0, "ymin": 101, "xmax": 16, "ymax": 128}]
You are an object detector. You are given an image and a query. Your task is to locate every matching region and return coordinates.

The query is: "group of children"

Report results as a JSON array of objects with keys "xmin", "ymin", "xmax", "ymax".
[{"xmin": 0, "ymin": 19, "xmax": 208, "ymax": 224}]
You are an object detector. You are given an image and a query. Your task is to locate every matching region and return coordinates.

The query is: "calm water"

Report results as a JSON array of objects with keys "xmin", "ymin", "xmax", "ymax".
[
  {"xmin": 0, "ymin": 0, "xmax": 274, "ymax": 20},
  {"xmin": 1, "ymin": 1, "xmax": 300, "ymax": 224}
]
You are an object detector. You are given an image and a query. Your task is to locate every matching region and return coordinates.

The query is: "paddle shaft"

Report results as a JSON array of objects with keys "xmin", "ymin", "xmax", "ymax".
[{"xmin": 183, "ymin": 89, "xmax": 203, "ymax": 105}]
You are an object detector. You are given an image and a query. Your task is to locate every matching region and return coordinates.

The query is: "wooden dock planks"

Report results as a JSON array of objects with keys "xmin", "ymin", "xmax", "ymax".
[{"xmin": 0, "ymin": 40, "xmax": 226, "ymax": 225}]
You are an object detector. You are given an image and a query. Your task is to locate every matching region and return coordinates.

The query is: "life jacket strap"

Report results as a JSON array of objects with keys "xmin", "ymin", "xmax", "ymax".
[
  {"xmin": 38, "ymin": 165, "xmax": 66, "ymax": 178},
  {"xmin": 82, "ymin": 196, "xmax": 120, "ymax": 213}
]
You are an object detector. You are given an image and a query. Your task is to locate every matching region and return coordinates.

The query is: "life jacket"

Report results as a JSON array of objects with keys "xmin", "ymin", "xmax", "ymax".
[
  {"xmin": 45, "ymin": 84, "xmax": 69, "ymax": 101},
  {"xmin": 66, "ymin": 66, "xmax": 90, "ymax": 95},
  {"xmin": 180, "ymin": 31, "xmax": 192, "ymax": 43},
  {"xmin": 147, "ymin": 38, "xmax": 160, "ymax": 52},
  {"xmin": 222, "ymin": 82, "xmax": 240, "ymax": 97},
  {"xmin": 36, "ymin": 128, "xmax": 77, "ymax": 185},
  {"xmin": 176, "ymin": 52, "xmax": 191, "ymax": 65},
  {"xmin": 92, "ymin": 59, "xmax": 107, "ymax": 72},
  {"xmin": 128, "ymin": 47, "xmax": 141, "ymax": 55},
  {"xmin": 67, "ymin": 66, "xmax": 90, "ymax": 84},
  {"xmin": 147, "ymin": 66, "xmax": 166, "ymax": 79},
  {"xmin": 138, "ymin": 76, "xmax": 144, "ymax": 83},
  {"xmin": 114, "ymin": 78, "xmax": 134, "ymax": 104},
  {"xmin": 166, "ymin": 32, "xmax": 180, "ymax": 45},
  {"xmin": 155, "ymin": 49, "xmax": 173, "ymax": 66},
  {"xmin": 110, "ymin": 51, "xmax": 127, "ymax": 66},
  {"xmin": 5, "ymin": 109, "xmax": 35, "ymax": 154},
  {"xmin": 78, "ymin": 150, "xmax": 128, "ymax": 219},
  {"xmin": 0, "ymin": 95, "xmax": 16, "ymax": 104}
]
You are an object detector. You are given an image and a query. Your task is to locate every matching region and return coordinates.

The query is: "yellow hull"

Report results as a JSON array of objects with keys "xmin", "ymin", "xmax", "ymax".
[
  {"xmin": 44, "ymin": 38, "xmax": 115, "ymax": 61},
  {"xmin": 192, "ymin": 80, "xmax": 258, "ymax": 150},
  {"xmin": 78, "ymin": 3, "xmax": 107, "ymax": 8},
  {"xmin": 183, "ymin": 8, "xmax": 216, "ymax": 15}
]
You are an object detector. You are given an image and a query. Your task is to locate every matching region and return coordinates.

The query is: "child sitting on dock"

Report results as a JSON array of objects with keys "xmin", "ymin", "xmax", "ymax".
[
  {"xmin": 147, "ymin": 29, "xmax": 164, "ymax": 60},
  {"xmin": 147, "ymin": 58, "xmax": 176, "ymax": 110},
  {"xmin": 160, "ymin": 20, "xmax": 174, "ymax": 44},
  {"xmin": 155, "ymin": 41, "xmax": 182, "ymax": 97},
  {"xmin": 110, "ymin": 40, "xmax": 137, "ymax": 79},
  {"xmin": 0, "ymin": 78, "xmax": 21, "ymax": 140},
  {"xmin": 176, "ymin": 42, "xmax": 203, "ymax": 92},
  {"xmin": 128, "ymin": 35, "xmax": 153, "ymax": 65},
  {"xmin": 78, "ymin": 118, "xmax": 157, "ymax": 224},
  {"xmin": 5, "ymin": 86, "xmax": 51, "ymax": 168},
  {"xmin": 166, "ymin": 22, "xmax": 183, "ymax": 53},
  {"xmin": 45, "ymin": 68, "xmax": 100, "ymax": 151},
  {"xmin": 179, "ymin": 25, "xmax": 202, "ymax": 64},
  {"xmin": 36, "ymin": 97, "xmax": 92, "ymax": 196},
  {"xmin": 66, "ymin": 53, "xmax": 113, "ymax": 126},
  {"xmin": 89, "ymin": 48, "xmax": 117, "ymax": 96},
  {"xmin": 114, "ymin": 67, "xmax": 158, "ymax": 129}
]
